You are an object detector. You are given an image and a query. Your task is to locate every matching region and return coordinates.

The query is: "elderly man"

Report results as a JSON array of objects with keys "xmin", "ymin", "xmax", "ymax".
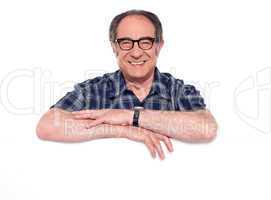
[{"xmin": 36, "ymin": 10, "xmax": 217, "ymax": 160}]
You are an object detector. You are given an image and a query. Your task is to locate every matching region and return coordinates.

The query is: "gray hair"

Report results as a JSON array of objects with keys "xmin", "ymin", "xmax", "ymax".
[{"xmin": 109, "ymin": 9, "xmax": 163, "ymax": 43}]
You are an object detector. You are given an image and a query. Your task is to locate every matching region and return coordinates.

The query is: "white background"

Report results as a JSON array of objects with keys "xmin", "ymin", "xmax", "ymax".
[{"xmin": 0, "ymin": 0, "xmax": 271, "ymax": 199}]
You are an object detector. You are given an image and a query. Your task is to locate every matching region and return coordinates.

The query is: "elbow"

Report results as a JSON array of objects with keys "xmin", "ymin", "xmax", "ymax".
[
  {"xmin": 199, "ymin": 110, "xmax": 218, "ymax": 143},
  {"xmin": 36, "ymin": 111, "xmax": 57, "ymax": 141},
  {"xmin": 202, "ymin": 120, "xmax": 218, "ymax": 142},
  {"xmin": 199, "ymin": 111, "xmax": 218, "ymax": 142},
  {"xmin": 36, "ymin": 122, "xmax": 60, "ymax": 142},
  {"xmin": 36, "ymin": 120, "xmax": 51, "ymax": 141},
  {"xmin": 36, "ymin": 108, "xmax": 71, "ymax": 142},
  {"xmin": 177, "ymin": 111, "xmax": 218, "ymax": 143}
]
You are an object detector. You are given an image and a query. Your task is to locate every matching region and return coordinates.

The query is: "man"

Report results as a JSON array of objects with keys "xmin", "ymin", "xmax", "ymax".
[{"xmin": 36, "ymin": 10, "xmax": 217, "ymax": 160}]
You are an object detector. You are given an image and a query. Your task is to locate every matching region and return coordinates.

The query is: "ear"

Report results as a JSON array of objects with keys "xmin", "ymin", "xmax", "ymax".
[
  {"xmin": 111, "ymin": 42, "xmax": 118, "ymax": 56},
  {"xmin": 155, "ymin": 40, "xmax": 164, "ymax": 56}
]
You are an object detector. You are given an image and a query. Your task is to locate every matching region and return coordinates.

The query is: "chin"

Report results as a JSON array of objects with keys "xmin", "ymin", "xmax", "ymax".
[
  {"xmin": 130, "ymin": 73, "xmax": 147, "ymax": 80},
  {"xmin": 120, "ymin": 61, "xmax": 155, "ymax": 80},
  {"xmin": 127, "ymin": 69, "xmax": 153, "ymax": 82}
]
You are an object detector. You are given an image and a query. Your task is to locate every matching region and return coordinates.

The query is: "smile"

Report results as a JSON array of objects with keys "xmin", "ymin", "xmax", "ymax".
[{"xmin": 128, "ymin": 60, "xmax": 147, "ymax": 65}]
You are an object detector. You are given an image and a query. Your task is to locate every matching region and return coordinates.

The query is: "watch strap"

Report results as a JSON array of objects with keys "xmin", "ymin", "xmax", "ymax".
[{"xmin": 133, "ymin": 109, "xmax": 140, "ymax": 127}]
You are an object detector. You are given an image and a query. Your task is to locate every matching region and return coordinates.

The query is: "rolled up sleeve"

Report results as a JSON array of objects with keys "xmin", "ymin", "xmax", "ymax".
[
  {"xmin": 50, "ymin": 83, "xmax": 86, "ymax": 112},
  {"xmin": 175, "ymin": 82, "xmax": 206, "ymax": 111}
]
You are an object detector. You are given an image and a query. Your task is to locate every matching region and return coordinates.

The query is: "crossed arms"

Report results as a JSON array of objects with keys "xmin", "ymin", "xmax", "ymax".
[{"xmin": 36, "ymin": 108, "xmax": 217, "ymax": 159}]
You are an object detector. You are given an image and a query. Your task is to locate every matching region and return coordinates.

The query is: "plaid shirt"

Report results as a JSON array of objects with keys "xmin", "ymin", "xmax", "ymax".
[{"xmin": 51, "ymin": 67, "xmax": 206, "ymax": 111}]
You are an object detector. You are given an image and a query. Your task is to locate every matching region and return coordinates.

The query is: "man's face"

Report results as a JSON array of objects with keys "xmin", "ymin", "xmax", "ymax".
[{"xmin": 112, "ymin": 15, "xmax": 163, "ymax": 82}]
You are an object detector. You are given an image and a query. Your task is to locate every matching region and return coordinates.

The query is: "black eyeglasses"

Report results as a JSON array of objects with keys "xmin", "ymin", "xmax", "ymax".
[{"xmin": 115, "ymin": 37, "xmax": 156, "ymax": 50}]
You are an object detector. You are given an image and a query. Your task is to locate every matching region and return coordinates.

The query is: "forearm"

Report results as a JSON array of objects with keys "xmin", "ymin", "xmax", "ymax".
[
  {"xmin": 41, "ymin": 122, "xmax": 126, "ymax": 143},
  {"xmin": 36, "ymin": 108, "xmax": 129, "ymax": 142},
  {"xmin": 69, "ymin": 108, "xmax": 217, "ymax": 142},
  {"xmin": 138, "ymin": 109, "xmax": 217, "ymax": 142}
]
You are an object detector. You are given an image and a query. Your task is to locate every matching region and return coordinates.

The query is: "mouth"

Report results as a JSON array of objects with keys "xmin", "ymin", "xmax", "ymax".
[{"xmin": 128, "ymin": 60, "xmax": 147, "ymax": 66}]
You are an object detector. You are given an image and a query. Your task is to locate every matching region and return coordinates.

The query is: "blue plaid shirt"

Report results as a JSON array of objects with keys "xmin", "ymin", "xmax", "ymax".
[{"xmin": 51, "ymin": 67, "xmax": 206, "ymax": 111}]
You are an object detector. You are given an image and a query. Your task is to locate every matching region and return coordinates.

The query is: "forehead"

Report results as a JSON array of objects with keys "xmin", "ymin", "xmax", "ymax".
[{"xmin": 116, "ymin": 15, "xmax": 155, "ymax": 39}]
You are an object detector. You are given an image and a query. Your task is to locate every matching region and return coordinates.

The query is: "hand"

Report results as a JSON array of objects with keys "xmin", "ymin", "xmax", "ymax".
[
  {"xmin": 72, "ymin": 109, "xmax": 174, "ymax": 160},
  {"xmin": 72, "ymin": 109, "xmax": 133, "ymax": 128},
  {"xmin": 125, "ymin": 127, "xmax": 174, "ymax": 160}
]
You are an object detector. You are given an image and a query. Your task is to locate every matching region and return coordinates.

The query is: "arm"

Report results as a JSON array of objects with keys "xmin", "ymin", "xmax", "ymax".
[
  {"xmin": 36, "ymin": 108, "xmax": 173, "ymax": 159},
  {"xmin": 36, "ymin": 108, "xmax": 123, "ymax": 142},
  {"xmin": 138, "ymin": 109, "xmax": 217, "ymax": 143},
  {"xmin": 73, "ymin": 109, "xmax": 217, "ymax": 143}
]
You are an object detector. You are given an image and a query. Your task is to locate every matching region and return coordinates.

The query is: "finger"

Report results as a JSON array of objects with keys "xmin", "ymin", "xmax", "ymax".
[
  {"xmin": 85, "ymin": 118, "xmax": 105, "ymax": 128},
  {"xmin": 150, "ymin": 135, "xmax": 165, "ymax": 160},
  {"xmin": 144, "ymin": 138, "xmax": 156, "ymax": 159},
  {"xmin": 156, "ymin": 134, "xmax": 174, "ymax": 152},
  {"xmin": 74, "ymin": 109, "xmax": 107, "ymax": 118},
  {"xmin": 165, "ymin": 137, "xmax": 174, "ymax": 152},
  {"xmin": 74, "ymin": 113, "xmax": 96, "ymax": 119},
  {"xmin": 72, "ymin": 110, "xmax": 92, "ymax": 114}
]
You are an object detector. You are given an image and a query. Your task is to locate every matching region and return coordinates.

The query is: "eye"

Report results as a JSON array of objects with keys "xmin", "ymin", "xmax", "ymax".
[
  {"xmin": 119, "ymin": 40, "xmax": 133, "ymax": 49},
  {"xmin": 139, "ymin": 39, "xmax": 153, "ymax": 49},
  {"xmin": 121, "ymin": 40, "xmax": 132, "ymax": 45}
]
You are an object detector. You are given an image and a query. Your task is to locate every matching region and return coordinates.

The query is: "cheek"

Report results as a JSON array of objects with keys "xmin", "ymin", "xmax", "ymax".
[
  {"xmin": 146, "ymin": 51, "xmax": 158, "ymax": 61},
  {"xmin": 119, "ymin": 52, "xmax": 130, "ymax": 61},
  {"xmin": 155, "ymin": 48, "xmax": 159, "ymax": 56},
  {"xmin": 154, "ymin": 45, "xmax": 162, "ymax": 56},
  {"xmin": 116, "ymin": 52, "xmax": 128, "ymax": 65},
  {"xmin": 147, "ymin": 46, "xmax": 160, "ymax": 57}
]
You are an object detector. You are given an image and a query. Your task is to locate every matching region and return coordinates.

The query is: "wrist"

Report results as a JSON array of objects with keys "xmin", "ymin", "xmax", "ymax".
[
  {"xmin": 125, "ymin": 109, "xmax": 134, "ymax": 125},
  {"xmin": 132, "ymin": 106, "xmax": 144, "ymax": 127}
]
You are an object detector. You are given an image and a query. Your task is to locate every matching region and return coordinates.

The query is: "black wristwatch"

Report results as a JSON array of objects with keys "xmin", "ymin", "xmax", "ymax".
[{"xmin": 132, "ymin": 106, "xmax": 144, "ymax": 127}]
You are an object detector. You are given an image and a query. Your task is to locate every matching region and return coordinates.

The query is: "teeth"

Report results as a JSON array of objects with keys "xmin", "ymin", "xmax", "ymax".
[{"xmin": 129, "ymin": 61, "xmax": 145, "ymax": 65}]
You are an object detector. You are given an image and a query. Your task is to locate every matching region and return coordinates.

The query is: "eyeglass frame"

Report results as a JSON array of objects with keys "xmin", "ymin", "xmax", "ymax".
[{"xmin": 115, "ymin": 37, "xmax": 157, "ymax": 51}]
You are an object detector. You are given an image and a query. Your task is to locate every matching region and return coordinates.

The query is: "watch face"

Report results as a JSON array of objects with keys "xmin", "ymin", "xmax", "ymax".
[{"xmin": 134, "ymin": 106, "xmax": 144, "ymax": 110}]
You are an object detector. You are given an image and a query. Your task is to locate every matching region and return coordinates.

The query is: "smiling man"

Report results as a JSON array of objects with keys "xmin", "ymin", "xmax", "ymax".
[{"xmin": 36, "ymin": 10, "xmax": 218, "ymax": 160}]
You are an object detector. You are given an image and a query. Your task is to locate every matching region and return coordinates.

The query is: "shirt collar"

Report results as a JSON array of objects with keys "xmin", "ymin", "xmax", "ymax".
[{"xmin": 108, "ymin": 67, "xmax": 171, "ymax": 100}]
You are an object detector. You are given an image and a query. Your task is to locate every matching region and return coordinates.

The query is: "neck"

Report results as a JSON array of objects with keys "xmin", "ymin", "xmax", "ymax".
[
  {"xmin": 126, "ymin": 74, "xmax": 153, "ymax": 89},
  {"xmin": 123, "ymin": 70, "xmax": 155, "ymax": 100}
]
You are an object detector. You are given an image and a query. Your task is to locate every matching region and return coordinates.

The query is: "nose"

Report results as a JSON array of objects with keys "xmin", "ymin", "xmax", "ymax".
[{"xmin": 129, "ymin": 42, "xmax": 143, "ymax": 59}]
